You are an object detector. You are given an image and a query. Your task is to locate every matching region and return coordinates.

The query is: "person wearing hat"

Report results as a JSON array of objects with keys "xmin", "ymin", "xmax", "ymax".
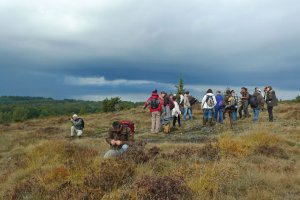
[
  {"xmin": 104, "ymin": 121, "xmax": 134, "ymax": 158},
  {"xmin": 144, "ymin": 90, "xmax": 164, "ymax": 133},
  {"xmin": 70, "ymin": 114, "xmax": 84, "ymax": 137}
]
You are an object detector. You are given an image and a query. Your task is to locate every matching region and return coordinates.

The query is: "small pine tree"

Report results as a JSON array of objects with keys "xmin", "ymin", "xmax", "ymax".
[{"xmin": 175, "ymin": 76, "xmax": 185, "ymax": 95}]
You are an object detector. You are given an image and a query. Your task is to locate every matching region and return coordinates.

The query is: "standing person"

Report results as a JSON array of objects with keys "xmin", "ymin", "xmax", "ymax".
[
  {"xmin": 70, "ymin": 114, "xmax": 84, "ymax": 138},
  {"xmin": 265, "ymin": 86, "xmax": 278, "ymax": 122},
  {"xmin": 183, "ymin": 91, "xmax": 193, "ymax": 121},
  {"xmin": 171, "ymin": 95, "xmax": 181, "ymax": 128},
  {"xmin": 231, "ymin": 90, "xmax": 239, "ymax": 122},
  {"xmin": 238, "ymin": 87, "xmax": 250, "ymax": 119},
  {"xmin": 178, "ymin": 93, "xmax": 185, "ymax": 115},
  {"xmin": 144, "ymin": 90, "xmax": 164, "ymax": 133},
  {"xmin": 249, "ymin": 88, "xmax": 265, "ymax": 123},
  {"xmin": 160, "ymin": 92, "xmax": 173, "ymax": 133},
  {"xmin": 223, "ymin": 90, "xmax": 235, "ymax": 128},
  {"xmin": 214, "ymin": 90, "xmax": 223, "ymax": 124},
  {"xmin": 201, "ymin": 89, "xmax": 217, "ymax": 128},
  {"xmin": 104, "ymin": 121, "xmax": 134, "ymax": 158}
]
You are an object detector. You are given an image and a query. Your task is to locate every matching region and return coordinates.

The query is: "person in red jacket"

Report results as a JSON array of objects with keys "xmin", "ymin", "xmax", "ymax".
[{"xmin": 144, "ymin": 90, "xmax": 164, "ymax": 133}]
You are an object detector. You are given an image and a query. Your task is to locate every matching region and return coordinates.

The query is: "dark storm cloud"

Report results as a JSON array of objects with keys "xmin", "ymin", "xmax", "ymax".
[{"xmin": 0, "ymin": 0, "xmax": 299, "ymax": 100}]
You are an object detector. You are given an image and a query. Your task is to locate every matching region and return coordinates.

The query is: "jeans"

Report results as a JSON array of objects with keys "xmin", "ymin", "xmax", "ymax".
[
  {"xmin": 232, "ymin": 110, "xmax": 237, "ymax": 121},
  {"xmin": 184, "ymin": 107, "xmax": 192, "ymax": 120},
  {"xmin": 252, "ymin": 108, "xmax": 260, "ymax": 122},
  {"xmin": 214, "ymin": 108, "xmax": 223, "ymax": 123},
  {"xmin": 104, "ymin": 144, "xmax": 129, "ymax": 158},
  {"xmin": 204, "ymin": 109, "xmax": 213, "ymax": 119}
]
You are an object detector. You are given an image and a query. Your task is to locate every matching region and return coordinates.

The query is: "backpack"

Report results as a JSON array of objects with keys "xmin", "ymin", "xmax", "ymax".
[
  {"xmin": 119, "ymin": 120, "xmax": 135, "ymax": 136},
  {"xmin": 249, "ymin": 95, "xmax": 259, "ymax": 108},
  {"xmin": 79, "ymin": 118, "xmax": 85, "ymax": 128},
  {"xmin": 206, "ymin": 95, "xmax": 214, "ymax": 107},
  {"xmin": 189, "ymin": 96, "xmax": 198, "ymax": 106},
  {"xmin": 150, "ymin": 97, "xmax": 160, "ymax": 109}
]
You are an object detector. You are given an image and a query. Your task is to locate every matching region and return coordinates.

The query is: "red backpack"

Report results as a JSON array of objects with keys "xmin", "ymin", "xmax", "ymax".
[{"xmin": 119, "ymin": 120, "xmax": 135, "ymax": 136}]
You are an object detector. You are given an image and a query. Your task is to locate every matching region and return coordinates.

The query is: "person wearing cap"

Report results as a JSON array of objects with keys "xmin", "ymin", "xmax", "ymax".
[
  {"xmin": 144, "ymin": 90, "xmax": 164, "ymax": 133},
  {"xmin": 214, "ymin": 90, "xmax": 224, "ymax": 124},
  {"xmin": 70, "ymin": 114, "xmax": 84, "ymax": 137},
  {"xmin": 250, "ymin": 88, "xmax": 265, "ymax": 123},
  {"xmin": 104, "ymin": 121, "xmax": 134, "ymax": 158},
  {"xmin": 265, "ymin": 86, "xmax": 278, "ymax": 122}
]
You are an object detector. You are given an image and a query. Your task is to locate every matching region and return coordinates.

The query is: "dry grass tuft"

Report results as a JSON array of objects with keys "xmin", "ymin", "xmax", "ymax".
[
  {"xmin": 161, "ymin": 143, "xmax": 220, "ymax": 161},
  {"xmin": 254, "ymin": 144, "xmax": 289, "ymax": 159},
  {"xmin": 187, "ymin": 162, "xmax": 239, "ymax": 199},
  {"xmin": 84, "ymin": 159, "xmax": 135, "ymax": 192},
  {"xmin": 218, "ymin": 131, "xmax": 285, "ymax": 158}
]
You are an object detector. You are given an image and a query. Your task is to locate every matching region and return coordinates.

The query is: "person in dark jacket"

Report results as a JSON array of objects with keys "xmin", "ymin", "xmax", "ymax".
[
  {"xmin": 223, "ymin": 90, "xmax": 235, "ymax": 128},
  {"xmin": 214, "ymin": 90, "xmax": 223, "ymax": 124},
  {"xmin": 70, "ymin": 114, "xmax": 84, "ymax": 137},
  {"xmin": 238, "ymin": 87, "xmax": 250, "ymax": 119},
  {"xmin": 251, "ymin": 88, "xmax": 265, "ymax": 123},
  {"xmin": 104, "ymin": 121, "xmax": 134, "ymax": 158},
  {"xmin": 144, "ymin": 90, "xmax": 164, "ymax": 133},
  {"xmin": 265, "ymin": 86, "xmax": 278, "ymax": 122}
]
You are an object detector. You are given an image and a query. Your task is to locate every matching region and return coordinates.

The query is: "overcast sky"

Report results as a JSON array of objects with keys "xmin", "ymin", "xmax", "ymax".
[{"xmin": 0, "ymin": 0, "xmax": 299, "ymax": 101}]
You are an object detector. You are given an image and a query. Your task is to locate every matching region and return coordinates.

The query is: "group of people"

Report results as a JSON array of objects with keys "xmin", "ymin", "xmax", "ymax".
[
  {"xmin": 68, "ymin": 85, "xmax": 277, "ymax": 158},
  {"xmin": 143, "ymin": 86, "xmax": 278, "ymax": 133},
  {"xmin": 201, "ymin": 86, "xmax": 278, "ymax": 128},
  {"xmin": 143, "ymin": 90, "xmax": 196, "ymax": 134}
]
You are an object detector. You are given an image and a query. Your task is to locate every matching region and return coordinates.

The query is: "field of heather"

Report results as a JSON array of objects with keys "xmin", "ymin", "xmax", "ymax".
[{"xmin": 0, "ymin": 102, "xmax": 299, "ymax": 199}]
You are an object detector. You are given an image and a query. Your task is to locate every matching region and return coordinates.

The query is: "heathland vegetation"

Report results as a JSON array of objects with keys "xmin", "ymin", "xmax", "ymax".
[{"xmin": 0, "ymin": 99, "xmax": 299, "ymax": 199}]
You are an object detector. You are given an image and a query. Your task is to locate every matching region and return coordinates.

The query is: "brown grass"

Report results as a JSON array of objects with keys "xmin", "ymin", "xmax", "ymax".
[{"xmin": 0, "ymin": 102, "xmax": 299, "ymax": 199}]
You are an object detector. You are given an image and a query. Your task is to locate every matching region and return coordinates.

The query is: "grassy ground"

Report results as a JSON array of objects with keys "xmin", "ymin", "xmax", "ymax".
[{"xmin": 0, "ymin": 102, "xmax": 299, "ymax": 199}]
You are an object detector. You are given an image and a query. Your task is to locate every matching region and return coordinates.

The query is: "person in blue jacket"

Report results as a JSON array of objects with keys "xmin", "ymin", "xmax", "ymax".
[{"xmin": 214, "ymin": 90, "xmax": 224, "ymax": 124}]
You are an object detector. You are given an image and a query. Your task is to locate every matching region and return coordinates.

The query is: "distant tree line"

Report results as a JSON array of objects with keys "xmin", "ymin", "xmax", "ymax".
[{"xmin": 0, "ymin": 96, "xmax": 143, "ymax": 124}]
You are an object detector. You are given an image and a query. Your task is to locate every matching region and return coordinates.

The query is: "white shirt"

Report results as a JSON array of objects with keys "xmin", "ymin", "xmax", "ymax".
[{"xmin": 201, "ymin": 93, "xmax": 217, "ymax": 109}]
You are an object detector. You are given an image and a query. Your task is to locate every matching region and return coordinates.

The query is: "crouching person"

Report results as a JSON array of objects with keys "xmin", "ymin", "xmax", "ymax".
[
  {"xmin": 70, "ymin": 114, "xmax": 84, "ymax": 138},
  {"xmin": 104, "ymin": 121, "xmax": 134, "ymax": 159}
]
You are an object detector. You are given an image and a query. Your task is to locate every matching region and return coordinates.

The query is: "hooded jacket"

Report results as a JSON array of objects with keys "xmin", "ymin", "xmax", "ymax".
[
  {"xmin": 252, "ymin": 91, "xmax": 265, "ymax": 109},
  {"xmin": 201, "ymin": 93, "xmax": 217, "ymax": 109}
]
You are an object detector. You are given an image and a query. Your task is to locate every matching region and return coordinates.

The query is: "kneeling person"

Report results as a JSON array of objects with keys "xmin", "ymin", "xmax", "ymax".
[
  {"xmin": 70, "ymin": 114, "xmax": 84, "ymax": 137},
  {"xmin": 104, "ymin": 121, "xmax": 134, "ymax": 158}
]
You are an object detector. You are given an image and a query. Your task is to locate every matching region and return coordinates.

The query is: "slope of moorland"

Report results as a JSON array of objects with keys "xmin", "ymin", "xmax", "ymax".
[{"xmin": 0, "ymin": 102, "xmax": 299, "ymax": 199}]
